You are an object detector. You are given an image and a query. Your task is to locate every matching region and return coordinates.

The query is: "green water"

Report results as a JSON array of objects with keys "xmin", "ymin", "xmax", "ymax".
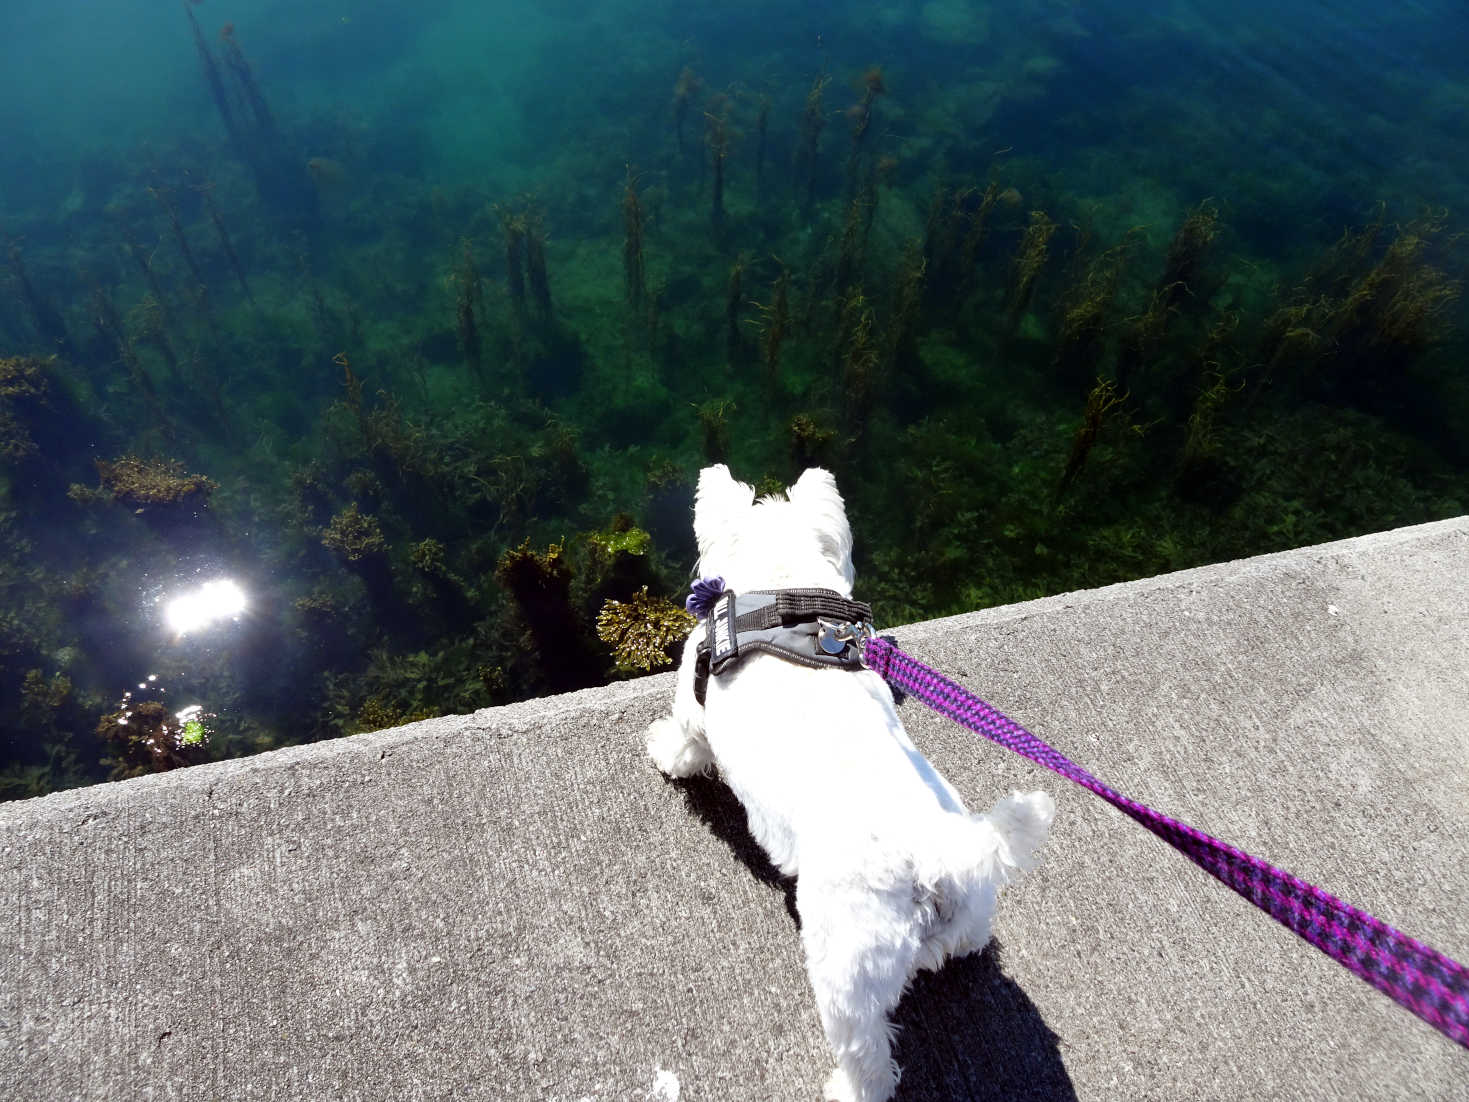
[{"xmin": 1, "ymin": 0, "xmax": 1465, "ymax": 797}]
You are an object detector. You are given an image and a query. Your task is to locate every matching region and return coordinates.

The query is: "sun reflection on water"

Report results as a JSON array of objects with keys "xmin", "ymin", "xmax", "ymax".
[{"xmin": 162, "ymin": 578, "xmax": 247, "ymax": 636}]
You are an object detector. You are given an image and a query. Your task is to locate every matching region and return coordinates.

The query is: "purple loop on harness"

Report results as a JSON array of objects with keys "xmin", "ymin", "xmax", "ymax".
[
  {"xmin": 861, "ymin": 634, "xmax": 1469, "ymax": 1050},
  {"xmin": 686, "ymin": 576, "xmax": 726, "ymax": 619}
]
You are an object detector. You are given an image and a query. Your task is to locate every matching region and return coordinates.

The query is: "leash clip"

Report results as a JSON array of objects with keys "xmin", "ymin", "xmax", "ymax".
[{"xmin": 817, "ymin": 619, "xmax": 875, "ymax": 663}]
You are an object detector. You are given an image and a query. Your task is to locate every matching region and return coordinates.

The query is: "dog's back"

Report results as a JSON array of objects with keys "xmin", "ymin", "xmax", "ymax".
[{"xmin": 703, "ymin": 651, "xmax": 969, "ymax": 876}]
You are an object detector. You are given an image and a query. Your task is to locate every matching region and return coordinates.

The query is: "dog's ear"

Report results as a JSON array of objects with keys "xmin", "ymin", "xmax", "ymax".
[
  {"xmin": 789, "ymin": 467, "xmax": 840, "ymax": 502},
  {"xmin": 695, "ymin": 464, "xmax": 755, "ymax": 554},
  {"xmin": 788, "ymin": 468, "xmax": 855, "ymax": 586}
]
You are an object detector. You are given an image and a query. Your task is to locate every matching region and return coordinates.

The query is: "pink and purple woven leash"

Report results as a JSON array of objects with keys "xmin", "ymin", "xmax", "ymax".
[{"xmin": 860, "ymin": 634, "xmax": 1469, "ymax": 1050}]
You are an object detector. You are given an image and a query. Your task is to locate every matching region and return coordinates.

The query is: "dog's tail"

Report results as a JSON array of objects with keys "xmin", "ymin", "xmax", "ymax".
[
  {"xmin": 985, "ymin": 789, "xmax": 1055, "ymax": 875},
  {"xmin": 912, "ymin": 790, "xmax": 1055, "ymax": 968}
]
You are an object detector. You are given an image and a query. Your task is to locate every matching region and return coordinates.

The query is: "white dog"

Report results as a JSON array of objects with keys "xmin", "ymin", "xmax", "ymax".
[{"xmin": 646, "ymin": 465, "xmax": 1055, "ymax": 1102}]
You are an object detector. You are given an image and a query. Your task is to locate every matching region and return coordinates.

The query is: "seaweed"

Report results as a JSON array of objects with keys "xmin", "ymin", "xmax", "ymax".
[
  {"xmin": 73, "ymin": 456, "xmax": 218, "ymax": 516},
  {"xmin": 1, "ymin": 18, "xmax": 1466, "ymax": 798},
  {"xmin": 845, "ymin": 66, "xmax": 886, "ymax": 197},
  {"xmin": 725, "ymin": 256, "xmax": 746, "ymax": 369},
  {"xmin": 1005, "ymin": 210, "xmax": 1059, "ymax": 341},
  {"xmin": 622, "ymin": 166, "xmax": 647, "ymax": 322},
  {"xmin": 6, "ymin": 242, "xmax": 71, "ymax": 356},
  {"xmin": 451, "ymin": 239, "xmax": 485, "ymax": 380},
  {"xmin": 1158, "ymin": 199, "xmax": 1221, "ymax": 312},
  {"xmin": 1058, "ymin": 378, "xmax": 1125, "ymax": 496},
  {"xmin": 795, "ymin": 74, "xmax": 830, "ymax": 217},
  {"xmin": 495, "ymin": 540, "xmax": 603, "ymax": 693},
  {"xmin": 96, "ymin": 676, "xmax": 211, "ymax": 780},
  {"xmin": 1052, "ymin": 232, "xmax": 1136, "ymax": 389},
  {"xmin": 706, "ymin": 96, "xmax": 732, "ymax": 242},
  {"xmin": 672, "ymin": 66, "xmax": 702, "ymax": 159},
  {"xmin": 596, "ymin": 587, "xmax": 694, "ymax": 673},
  {"xmin": 752, "ymin": 262, "xmax": 793, "ymax": 387}
]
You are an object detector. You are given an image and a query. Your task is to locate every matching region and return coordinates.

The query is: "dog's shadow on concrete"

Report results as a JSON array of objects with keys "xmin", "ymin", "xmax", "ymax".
[
  {"xmin": 891, "ymin": 942, "xmax": 1077, "ymax": 1102},
  {"xmin": 672, "ymin": 773, "xmax": 802, "ymax": 925},
  {"xmin": 673, "ymin": 775, "xmax": 1077, "ymax": 1101}
]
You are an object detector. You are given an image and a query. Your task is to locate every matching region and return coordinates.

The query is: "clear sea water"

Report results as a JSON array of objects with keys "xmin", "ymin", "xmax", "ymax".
[{"xmin": 1, "ymin": 0, "xmax": 1465, "ymax": 796}]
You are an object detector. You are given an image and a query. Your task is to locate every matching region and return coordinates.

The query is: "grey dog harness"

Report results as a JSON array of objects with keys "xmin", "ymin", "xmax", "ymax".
[{"xmin": 692, "ymin": 588, "xmax": 874, "ymax": 706}]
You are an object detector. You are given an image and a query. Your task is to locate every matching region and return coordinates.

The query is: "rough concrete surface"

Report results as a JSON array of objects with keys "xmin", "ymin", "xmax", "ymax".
[{"xmin": 3, "ymin": 518, "xmax": 1467, "ymax": 1102}]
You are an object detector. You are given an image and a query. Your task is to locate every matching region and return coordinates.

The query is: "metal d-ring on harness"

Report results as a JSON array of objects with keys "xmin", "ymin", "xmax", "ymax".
[{"xmin": 683, "ymin": 575, "xmax": 1469, "ymax": 1049}]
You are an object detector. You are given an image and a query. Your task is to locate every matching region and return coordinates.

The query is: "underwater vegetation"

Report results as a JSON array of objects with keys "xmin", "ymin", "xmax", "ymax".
[
  {"xmin": 596, "ymin": 586, "xmax": 695, "ymax": 674},
  {"xmin": 0, "ymin": 5, "xmax": 1465, "ymax": 798}
]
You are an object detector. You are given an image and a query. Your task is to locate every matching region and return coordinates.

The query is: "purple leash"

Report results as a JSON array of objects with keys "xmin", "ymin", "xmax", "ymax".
[{"xmin": 860, "ymin": 634, "xmax": 1469, "ymax": 1050}]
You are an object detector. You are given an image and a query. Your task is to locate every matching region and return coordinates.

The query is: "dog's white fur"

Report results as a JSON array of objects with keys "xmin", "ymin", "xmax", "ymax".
[{"xmin": 646, "ymin": 465, "xmax": 1055, "ymax": 1102}]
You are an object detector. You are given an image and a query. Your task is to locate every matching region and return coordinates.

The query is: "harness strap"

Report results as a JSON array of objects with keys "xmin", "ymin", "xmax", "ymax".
[
  {"xmin": 862, "ymin": 634, "xmax": 1469, "ymax": 1050},
  {"xmin": 764, "ymin": 588, "xmax": 874, "ymax": 627},
  {"xmin": 692, "ymin": 588, "xmax": 872, "ymax": 706}
]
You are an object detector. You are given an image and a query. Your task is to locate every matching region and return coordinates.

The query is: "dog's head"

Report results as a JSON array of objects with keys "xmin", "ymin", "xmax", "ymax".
[{"xmin": 693, "ymin": 464, "xmax": 855, "ymax": 595}]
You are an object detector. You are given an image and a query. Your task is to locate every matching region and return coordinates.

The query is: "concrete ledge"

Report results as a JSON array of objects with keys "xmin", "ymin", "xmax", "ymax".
[{"xmin": 4, "ymin": 518, "xmax": 1467, "ymax": 1100}]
